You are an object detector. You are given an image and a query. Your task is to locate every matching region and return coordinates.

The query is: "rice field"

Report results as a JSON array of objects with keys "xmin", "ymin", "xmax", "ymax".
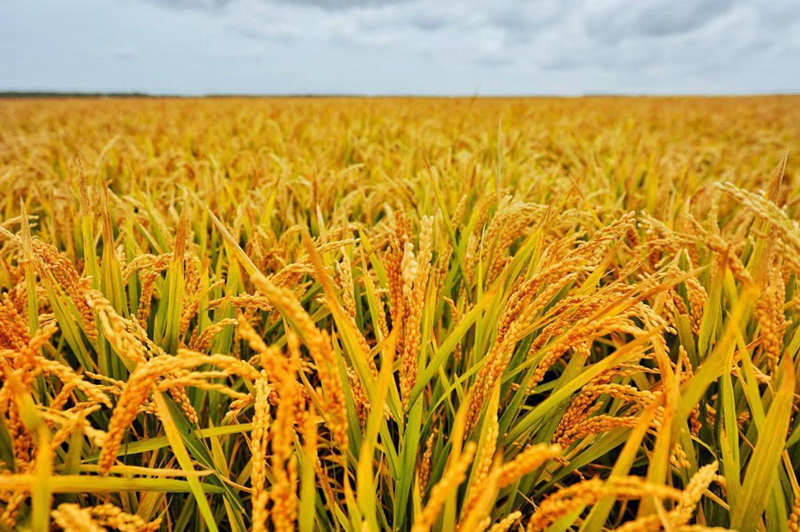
[{"xmin": 1, "ymin": 96, "xmax": 799, "ymax": 531}]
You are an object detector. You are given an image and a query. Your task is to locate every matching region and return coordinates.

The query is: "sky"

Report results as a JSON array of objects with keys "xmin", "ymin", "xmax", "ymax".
[{"xmin": 1, "ymin": 0, "xmax": 799, "ymax": 95}]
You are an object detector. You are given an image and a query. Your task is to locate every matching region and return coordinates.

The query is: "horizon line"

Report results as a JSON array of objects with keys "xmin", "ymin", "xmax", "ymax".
[{"xmin": 2, "ymin": 90, "xmax": 800, "ymax": 99}]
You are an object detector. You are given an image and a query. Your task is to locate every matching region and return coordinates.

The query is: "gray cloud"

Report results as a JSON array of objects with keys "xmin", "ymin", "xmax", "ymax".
[
  {"xmin": 407, "ymin": 12, "xmax": 448, "ymax": 32},
  {"xmin": 281, "ymin": 0, "xmax": 409, "ymax": 9},
  {"xmin": 583, "ymin": 0, "xmax": 738, "ymax": 43}
]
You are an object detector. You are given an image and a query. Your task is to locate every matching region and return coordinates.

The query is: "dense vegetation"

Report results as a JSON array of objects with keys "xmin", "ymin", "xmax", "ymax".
[{"xmin": 1, "ymin": 96, "xmax": 799, "ymax": 531}]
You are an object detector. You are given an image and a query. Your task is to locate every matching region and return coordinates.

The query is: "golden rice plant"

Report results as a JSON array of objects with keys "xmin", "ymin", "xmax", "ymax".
[{"xmin": 0, "ymin": 96, "xmax": 799, "ymax": 531}]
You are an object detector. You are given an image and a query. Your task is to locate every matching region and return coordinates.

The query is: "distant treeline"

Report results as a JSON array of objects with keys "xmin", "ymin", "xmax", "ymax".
[
  {"xmin": 0, "ymin": 91, "xmax": 153, "ymax": 98},
  {"xmin": 0, "ymin": 91, "xmax": 365, "ymax": 99}
]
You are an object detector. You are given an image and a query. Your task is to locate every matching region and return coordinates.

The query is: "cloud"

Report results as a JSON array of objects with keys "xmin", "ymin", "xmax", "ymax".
[
  {"xmin": 150, "ymin": 0, "xmax": 234, "ymax": 9},
  {"xmin": 147, "ymin": 0, "xmax": 409, "ymax": 10},
  {"xmin": 138, "ymin": 0, "xmax": 798, "ymax": 73},
  {"xmin": 132, "ymin": 0, "xmax": 800, "ymax": 91},
  {"xmin": 281, "ymin": 0, "xmax": 410, "ymax": 9},
  {"xmin": 2, "ymin": 0, "xmax": 798, "ymax": 94},
  {"xmin": 111, "ymin": 47, "xmax": 140, "ymax": 59},
  {"xmin": 583, "ymin": 0, "xmax": 738, "ymax": 43}
]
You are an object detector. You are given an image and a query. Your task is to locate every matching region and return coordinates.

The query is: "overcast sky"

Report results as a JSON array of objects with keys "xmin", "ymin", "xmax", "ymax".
[{"xmin": 1, "ymin": 0, "xmax": 798, "ymax": 95}]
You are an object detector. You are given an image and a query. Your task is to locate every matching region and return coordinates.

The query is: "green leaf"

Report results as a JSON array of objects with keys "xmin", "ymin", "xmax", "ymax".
[{"xmin": 730, "ymin": 357, "xmax": 795, "ymax": 531}]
